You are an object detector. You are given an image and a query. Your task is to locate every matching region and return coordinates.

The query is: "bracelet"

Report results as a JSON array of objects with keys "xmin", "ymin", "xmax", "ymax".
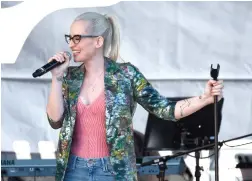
[{"xmin": 56, "ymin": 75, "xmax": 64, "ymax": 82}]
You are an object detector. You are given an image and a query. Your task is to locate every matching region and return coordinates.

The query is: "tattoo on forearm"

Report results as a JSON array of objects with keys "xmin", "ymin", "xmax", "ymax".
[
  {"xmin": 56, "ymin": 76, "xmax": 64, "ymax": 82},
  {"xmin": 199, "ymin": 95, "xmax": 202, "ymax": 99},
  {"xmin": 180, "ymin": 99, "xmax": 191, "ymax": 117}
]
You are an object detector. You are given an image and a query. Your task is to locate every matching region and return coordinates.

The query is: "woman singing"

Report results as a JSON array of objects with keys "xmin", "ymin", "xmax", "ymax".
[{"xmin": 46, "ymin": 12, "xmax": 224, "ymax": 181}]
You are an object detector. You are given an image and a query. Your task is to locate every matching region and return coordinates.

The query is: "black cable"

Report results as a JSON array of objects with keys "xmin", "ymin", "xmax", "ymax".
[
  {"xmin": 34, "ymin": 168, "xmax": 38, "ymax": 181},
  {"xmin": 224, "ymin": 141, "xmax": 252, "ymax": 148},
  {"xmin": 34, "ymin": 168, "xmax": 40, "ymax": 181},
  {"xmin": 186, "ymin": 140, "xmax": 252, "ymax": 159},
  {"xmin": 187, "ymin": 152, "xmax": 215, "ymax": 159},
  {"xmin": 187, "ymin": 145, "xmax": 222, "ymax": 159},
  {"xmin": 1, "ymin": 170, "xmax": 6, "ymax": 181}
]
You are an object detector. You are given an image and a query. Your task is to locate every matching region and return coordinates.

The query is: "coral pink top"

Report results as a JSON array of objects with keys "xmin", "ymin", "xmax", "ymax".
[{"xmin": 71, "ymin": 92, "xmax": 109, "ymax": 158}]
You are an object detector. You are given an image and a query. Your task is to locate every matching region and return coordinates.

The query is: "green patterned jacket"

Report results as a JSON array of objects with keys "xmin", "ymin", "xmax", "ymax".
[{"xmin": 47, "ymin": 57, "xmax": 177, "ymax": 181}]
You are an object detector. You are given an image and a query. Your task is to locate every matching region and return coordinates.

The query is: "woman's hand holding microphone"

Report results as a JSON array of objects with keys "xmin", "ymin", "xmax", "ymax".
[{"xmin": 48, "ymin": 52, "xmax": 71, "ymax": 80}]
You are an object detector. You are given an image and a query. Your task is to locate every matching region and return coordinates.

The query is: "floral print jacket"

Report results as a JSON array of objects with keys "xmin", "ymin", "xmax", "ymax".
[{"xmin": 47, "ymin": 57, "xmax": 177, "ymax": 181}]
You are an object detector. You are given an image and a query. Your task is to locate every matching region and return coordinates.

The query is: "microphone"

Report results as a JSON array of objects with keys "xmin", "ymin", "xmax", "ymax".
[
  {"xmin": 32, "ymin": 51, "xmax": 72, "ymax": 78},
  {"xmin": 141, "ymin": 156, "xmax": 169, "ymax": 167}
]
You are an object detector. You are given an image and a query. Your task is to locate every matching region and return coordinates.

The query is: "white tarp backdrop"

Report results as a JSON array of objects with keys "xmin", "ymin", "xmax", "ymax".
[
  {"xmin": 1, "ymin": 1, "xmax": 252, "ymax": 154},
  {"xmin": 1, "ymin": 1, "xmax": 23, "ymax": 8}
]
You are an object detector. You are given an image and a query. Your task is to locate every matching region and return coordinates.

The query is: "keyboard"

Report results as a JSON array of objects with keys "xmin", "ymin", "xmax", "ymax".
[{"xmin": 1, "ymin": 156, "xmax": 186, "ymax": 177}]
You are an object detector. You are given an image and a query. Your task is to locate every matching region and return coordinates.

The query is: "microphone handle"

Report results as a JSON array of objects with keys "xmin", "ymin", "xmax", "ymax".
[
  {"xmin": 141, "ymin": 160, "xmax": 155, "ymax": 167},
  {"xmin": 141, "ymin": 158, "xmax": 160, "ymax": 167},
  {"xmin": 32, "ymin": 59, "xmax": 63, "ymax": 78}
]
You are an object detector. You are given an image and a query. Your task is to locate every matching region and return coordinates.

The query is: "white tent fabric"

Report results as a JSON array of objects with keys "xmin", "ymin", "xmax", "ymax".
[
  {"xmin": 1, "ymin": 1, "xmax": 23, "ymax": 8},
  {"xmin": 1, "ymin": 1, "xmax": 251, "ymax": 156}
]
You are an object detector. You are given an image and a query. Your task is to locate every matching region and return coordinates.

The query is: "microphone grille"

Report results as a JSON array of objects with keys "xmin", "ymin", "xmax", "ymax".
[{"xmin": 64, "ymin": 51, "xmax": 72, "ymax": 60}]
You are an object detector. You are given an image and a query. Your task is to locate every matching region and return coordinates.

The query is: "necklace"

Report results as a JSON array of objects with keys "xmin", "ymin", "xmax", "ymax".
[{"xmin": 87, "ymin": 70, "xmax": 104, "ymax": 92}]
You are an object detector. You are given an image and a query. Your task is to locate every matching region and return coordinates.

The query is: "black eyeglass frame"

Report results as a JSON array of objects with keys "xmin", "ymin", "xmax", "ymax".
[{"xmin": 64, "ymin": 34, "xmax": 99, "ymax": 44}]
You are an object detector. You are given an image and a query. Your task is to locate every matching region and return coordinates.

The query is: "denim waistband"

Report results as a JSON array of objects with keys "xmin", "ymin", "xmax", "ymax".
[{"xmin": 67, "ymin": 154, "xmax": 112, "ymax": 172}]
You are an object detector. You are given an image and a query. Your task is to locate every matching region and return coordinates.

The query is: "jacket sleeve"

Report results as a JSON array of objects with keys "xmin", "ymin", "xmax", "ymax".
[
  {"xmin": 47, "ymin": 75, "xmax": 69, "ymax": 129},
  {"xmin": 129, "ymin": 63, "xmax": 178, "ymax": 121}
]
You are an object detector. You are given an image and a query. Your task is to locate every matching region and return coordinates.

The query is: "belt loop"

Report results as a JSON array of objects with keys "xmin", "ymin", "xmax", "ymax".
[
  {"xmin": 72, "ymin": 154, "xmax": 77, "ymax": 169},
  {"xmin": 101, "ymin": 158, "xmax": 107, "ymax": 171}
]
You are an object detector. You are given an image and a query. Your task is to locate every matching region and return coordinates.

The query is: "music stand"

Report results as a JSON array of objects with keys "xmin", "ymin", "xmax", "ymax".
[
  {"xmin": 143, "ymin": 97, "xmax": 224, "ymax": 181},
  {"xmin": 143, "ymin": 112, "xmax": 181, "ymax": 153}
]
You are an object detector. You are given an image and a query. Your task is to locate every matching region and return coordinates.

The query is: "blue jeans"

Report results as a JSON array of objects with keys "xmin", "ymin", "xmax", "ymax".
[{"xmin": 64, "ymin": 154, "xmax": 115, "ymax": 181}]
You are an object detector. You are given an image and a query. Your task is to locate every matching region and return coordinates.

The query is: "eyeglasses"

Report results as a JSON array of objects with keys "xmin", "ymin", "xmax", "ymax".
[{"xmin": 64, "ymin": 34, "xmax": 99, "ymax": 44}]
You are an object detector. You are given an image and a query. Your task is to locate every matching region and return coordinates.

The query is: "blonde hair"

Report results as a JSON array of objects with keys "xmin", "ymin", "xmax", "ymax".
[{"xmin": 74, "ymin": 12, "xmax": 120, "ymax": 61}]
